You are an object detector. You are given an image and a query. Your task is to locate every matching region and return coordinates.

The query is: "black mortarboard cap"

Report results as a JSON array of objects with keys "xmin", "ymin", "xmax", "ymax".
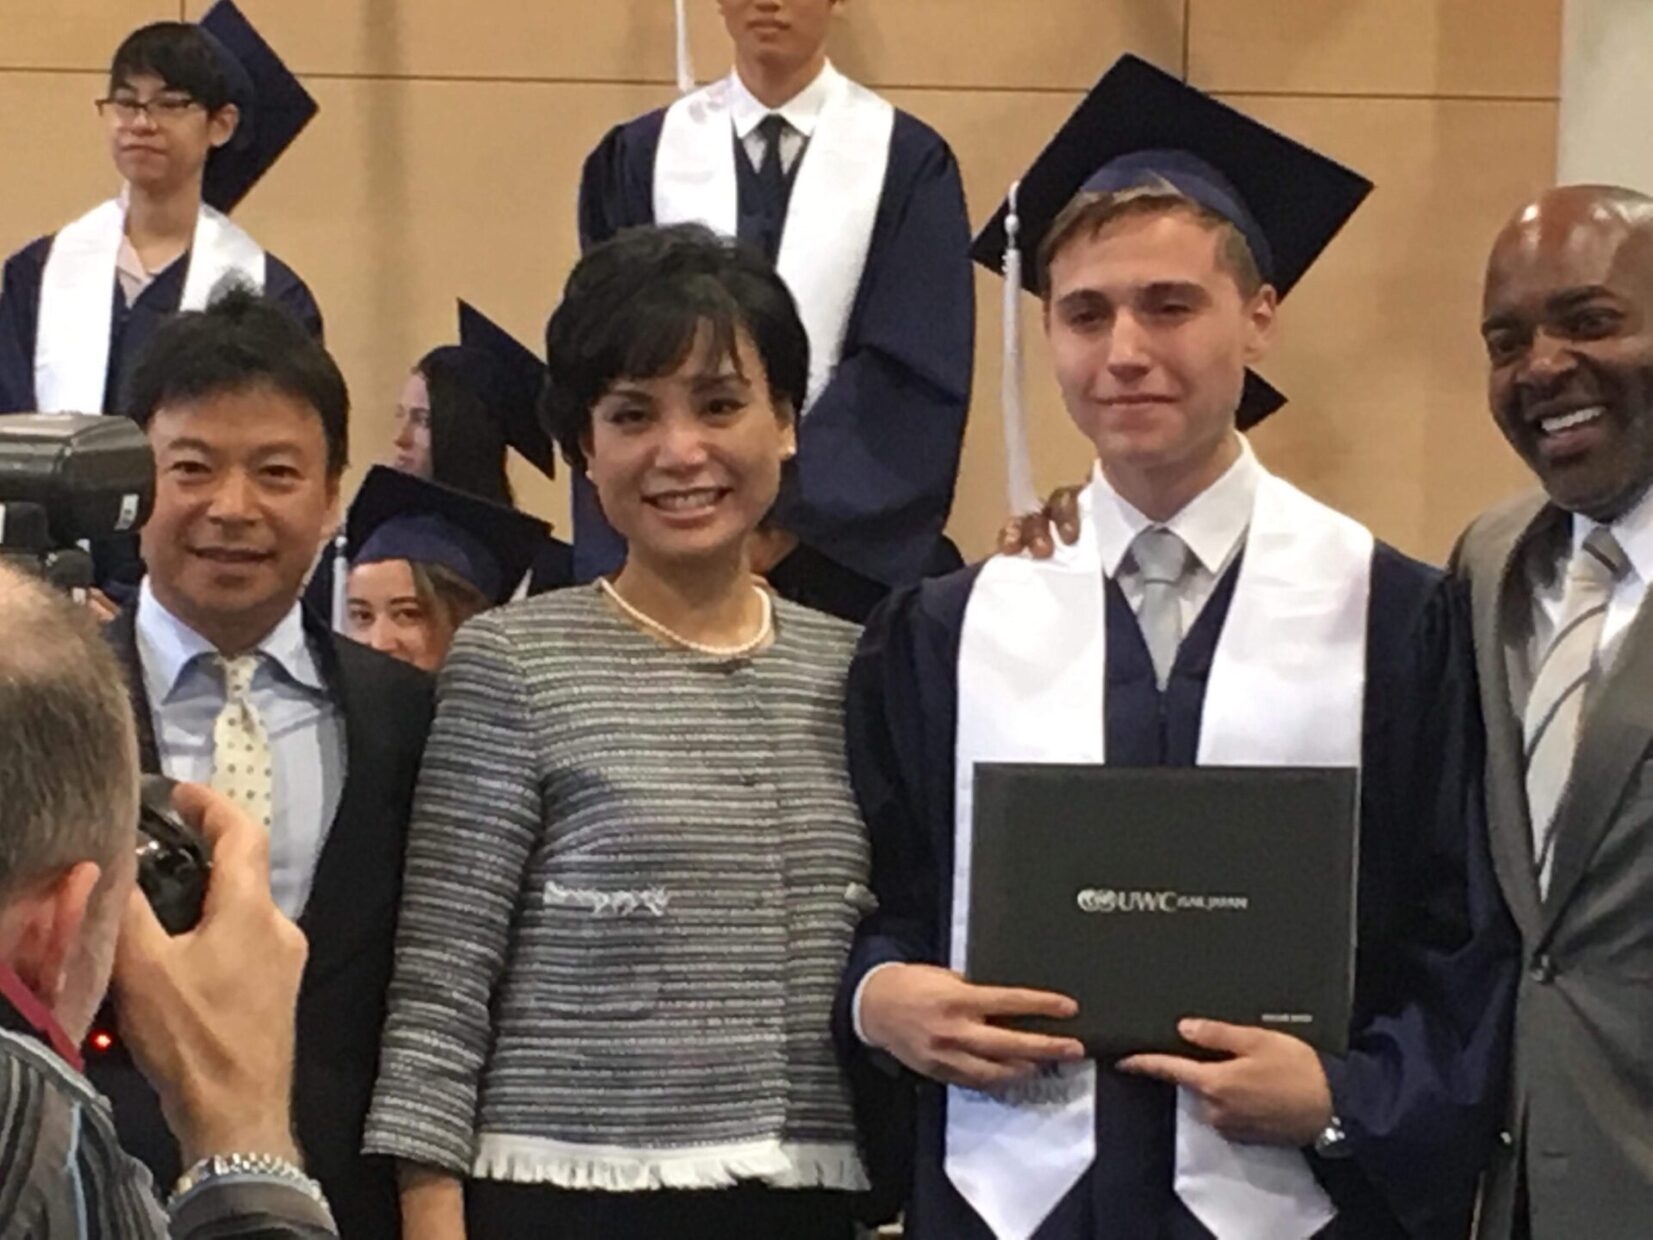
[
  {"xmin": 197, "ymin": 0, "xmax": 318, "ymax": 213},
  {"xmin": 347, "ymin": 466, "xmax": 549, "ymax": 606},
  {"xmin": 458, "ymin": 301, "xmax": 557, "ymax": 478},
  {"xmin": 971, "ymin": 54, "xmax": 1372, "ymax": 427}
]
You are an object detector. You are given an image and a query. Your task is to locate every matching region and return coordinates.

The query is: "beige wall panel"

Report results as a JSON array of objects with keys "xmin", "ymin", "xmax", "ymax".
[
  {"xmin": 1189, "ymin": 0, "xmax": 1561, "ymax": 98},
  {"xmin": 183, "ymin": 0, "xmax": 1182, "ymax": 91},
  {"xmin": 1226, "ymin": 94, "xmax": 1553, "ymax": 561},
  {"xmin": 692, "ymin": 0, "xmax": 1185, "ymax": 92},
  {"xmin": 0, "ymin": 1, "xmax": 176, "ymax": 71},
  {"xmin": 0, "ymin": 72, "xmax": 129, "ymax": 253},
  {"xmin": 881, "ymin": 86, "xmax": 1096, "ymax": 558},
  {"xmin": 228, "ymin": 77, "xmax": 677, "ymax": 535}
]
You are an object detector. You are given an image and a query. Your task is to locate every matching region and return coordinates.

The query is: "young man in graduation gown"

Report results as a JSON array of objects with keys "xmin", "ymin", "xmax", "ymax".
[
  {"xmin": 0, "ymin": 3, "xmax": 321, "ymax": 419},
  {"xmin": 88, "ymin": 288, "xmax": 431, "ymax": 1240},
  {"xmin": 839, "ymin": 57, "xmax": 1516, "ymax": 1240},
  {"xmin": 1456, "ymin": 185, "xmax": 1653, "ymax": 1240},
  {"xmin": 575, "ymin": 0, "xmax": 972, "ymax": 623}
]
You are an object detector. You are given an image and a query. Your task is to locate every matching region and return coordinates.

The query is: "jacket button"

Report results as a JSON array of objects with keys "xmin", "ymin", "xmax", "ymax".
[
  {"xmin": 1499, "ymin": 1129, "xmax": 1514, "ymax": 1147},
  {"xmin": 1529, "ymin": 954, "xmax": 1555, "ymax": 983}
]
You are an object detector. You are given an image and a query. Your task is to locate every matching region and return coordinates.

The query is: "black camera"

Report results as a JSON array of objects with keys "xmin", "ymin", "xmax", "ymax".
[
  {"xmin": 0, "ymin": 413, "xmax": 154, "ymax": 589},
  {"xmin": 0, "ymin": 414, "xmax": 187, "ymax": 929},
  {"xmin": 136, "ymin": 776, "xmax": 211, "ymax": 935}
]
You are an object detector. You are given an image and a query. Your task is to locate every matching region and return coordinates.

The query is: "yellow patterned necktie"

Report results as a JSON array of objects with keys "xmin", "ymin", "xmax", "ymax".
[{"xmin": 210, "ymin": 654, "xmax": 274, "ymax": 830}]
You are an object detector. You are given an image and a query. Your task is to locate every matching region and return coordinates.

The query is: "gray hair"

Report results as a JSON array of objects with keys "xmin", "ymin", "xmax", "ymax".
[{"xmin": 0, "ymin": 564, "xmax": 138, "ymax": 897}]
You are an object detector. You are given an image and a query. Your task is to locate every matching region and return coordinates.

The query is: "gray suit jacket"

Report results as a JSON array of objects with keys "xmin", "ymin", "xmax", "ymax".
[{"xmin": 1456, "ymin": 490, "xmax": 1653, "ymax": 1239}]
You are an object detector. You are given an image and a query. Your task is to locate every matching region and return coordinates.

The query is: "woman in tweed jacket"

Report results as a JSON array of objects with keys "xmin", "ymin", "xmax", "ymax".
[{"xmin": 365, "ymin": 225, "xmax": 876, "ymax": 1240}]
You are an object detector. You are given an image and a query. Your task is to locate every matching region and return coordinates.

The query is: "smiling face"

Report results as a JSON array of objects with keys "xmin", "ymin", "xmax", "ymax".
[
  {"xmin": 140, "ymin": 384, "xmax": 339, "ymax": 653},
  {"xmin": 104, "ymin": 71, "xmax": 236, "ymax": 196},
  {"xmin": 582, "ymin": 326, "xmax": 795, "ymax": 574},
  {"xmin": 1482, "ymin": 188, "xmax": 1653, "ymax": 520},
  {"xmin": 1044, "ymin": 205, "xmax": 1276, "ymax": 493},
  {"xmin": 346, "ymin": 558, "xmax": 449, "ymax": 671}
]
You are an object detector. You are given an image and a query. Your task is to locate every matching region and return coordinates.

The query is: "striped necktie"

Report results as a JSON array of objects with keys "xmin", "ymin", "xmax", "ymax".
[{"xmin": 1523, "ymin": 526, "xmax": 1629, "ymax": 894}]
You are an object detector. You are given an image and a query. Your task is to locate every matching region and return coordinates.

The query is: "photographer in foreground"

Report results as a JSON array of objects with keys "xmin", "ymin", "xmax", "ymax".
[{"xmin": 0, "ymin": 562, "xmax": 334, "ymax": 1236}]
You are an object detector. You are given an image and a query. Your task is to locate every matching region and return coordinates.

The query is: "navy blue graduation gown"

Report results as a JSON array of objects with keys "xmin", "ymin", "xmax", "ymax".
[
  {"xmin": 0, "ymin": 231, "xmax": 323, "ymax": 415},
  {"xmin": 838, "ymin": 544, "xmax": 1518, "ymax": 1240},
  {"xmin": 573, "ymin": 103, "xmax": 974, "ymax": 621}
]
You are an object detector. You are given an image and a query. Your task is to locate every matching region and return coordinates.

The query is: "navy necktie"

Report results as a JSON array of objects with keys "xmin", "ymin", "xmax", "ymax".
[{"xmin": 753, "ymin": 114, "xmax": 791, "ymax": 261}]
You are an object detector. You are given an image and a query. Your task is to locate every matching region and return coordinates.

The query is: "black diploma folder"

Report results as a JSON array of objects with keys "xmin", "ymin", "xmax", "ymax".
[{"xmin": 966, "ymin": 763, "xmax": 1358, "ymax": 1059}]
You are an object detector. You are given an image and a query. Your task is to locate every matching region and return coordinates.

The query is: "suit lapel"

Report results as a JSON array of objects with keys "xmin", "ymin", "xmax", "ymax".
[
  {"xmin": 105, "ymin": 608, "xmax": 161, "ymax": 772},
  {"xmin": 1475, "ymin": 498, "xmax": 1552, "ymax": 937},
  {"xmin": 295, "ymin": 625, "xmax": 395, "ymax": 953},
  {"xmin": 1537, "ymin": 575, "xmax": 1653, "ymax": 941}
]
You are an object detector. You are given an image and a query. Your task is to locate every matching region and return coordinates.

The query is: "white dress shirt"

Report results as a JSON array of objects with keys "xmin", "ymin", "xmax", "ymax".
[
  {"xmin": 728, "ymin": 61, "xmax": 837, "ymax": 175},
  {"xmin": 1091, "ymin": 437, "xmax": 1261, "ymax": 631},
  {"xmin": 1522, "ymin": 482, "xmax": 1653, "ymax": 698},
  {"xmin": 134, "ymin": 579, "xmax": 346, "ymax": 917}
]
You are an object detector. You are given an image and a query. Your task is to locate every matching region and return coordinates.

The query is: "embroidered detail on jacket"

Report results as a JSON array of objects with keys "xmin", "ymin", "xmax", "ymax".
[{"xmin": 543, "ymin": 880, "xmax": 670, "ymax": 918}]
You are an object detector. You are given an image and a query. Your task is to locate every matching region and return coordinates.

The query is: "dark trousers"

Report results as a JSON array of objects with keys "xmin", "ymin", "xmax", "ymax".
[{"xmin": 464, "ymin": 1180, "xmax": 858, "ymax": 1240}]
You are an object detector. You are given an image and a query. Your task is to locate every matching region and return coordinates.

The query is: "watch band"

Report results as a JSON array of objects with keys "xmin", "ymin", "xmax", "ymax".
[{"xmin": 170, "ymin": 1151, "xmax": 328, "ymax": 1207}]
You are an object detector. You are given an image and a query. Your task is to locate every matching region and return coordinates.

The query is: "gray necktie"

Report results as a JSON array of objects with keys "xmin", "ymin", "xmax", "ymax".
[
  {"xmin": 1523, "ymin": 526, "xmax": 1629, "ymax": 894},
  {"xmin": 1130, "ymin": 526, "xmax": 1190, "ymax": 690}
]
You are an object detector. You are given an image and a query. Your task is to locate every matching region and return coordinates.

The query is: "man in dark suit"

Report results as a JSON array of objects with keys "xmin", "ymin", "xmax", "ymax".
[
  {"xmin": 86, "ymin": 286, "xmax": 432, "ymax": 1239},
  {"xmin": 1455, "ymin": 184, "xmax": 1653, "ymax": 1240}
]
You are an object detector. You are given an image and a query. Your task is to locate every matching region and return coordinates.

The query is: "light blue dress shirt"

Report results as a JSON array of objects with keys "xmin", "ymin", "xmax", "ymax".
[{"xmin": 134, "ymin": 579, "xmax": 346, "ymax": 918}]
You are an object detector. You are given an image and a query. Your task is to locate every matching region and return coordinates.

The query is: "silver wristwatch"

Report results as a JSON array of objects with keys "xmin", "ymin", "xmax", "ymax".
[
  {"xmin": 171, "ymin": 1151, "xmax": 328, "ymax": 1207},
  {"xmin": 1313, "ymin": 1115, "xmax": 1352, "ymax": 1159}
]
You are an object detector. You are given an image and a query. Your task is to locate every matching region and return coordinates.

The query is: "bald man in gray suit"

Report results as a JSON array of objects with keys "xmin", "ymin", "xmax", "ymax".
[{"xmin": 1454, "ymin": 184, "xmax": 1653, "ymax": 1240}]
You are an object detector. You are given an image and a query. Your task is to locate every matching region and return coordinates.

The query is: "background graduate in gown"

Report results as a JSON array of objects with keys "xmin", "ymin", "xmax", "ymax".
[
  {"xmin": 0, "ymin": 1, "xmax": 321, "ymax": 597},
  {"xmin": 306, "ymin": 302, "xmax": 574, "ymax": 623},
  {"xmin": 344, "ymin": 465, "xmax": 550, "ymax": 672},
  {"xmin": 0, "ymin": 0, "xmax": 320, "ymax": 418},
  {"xmin": 841, "ymin": 56, "xmax": 1517, "ymax": 1240},
  {"xmin": 575, "ymin": 0, "xmax": 973, "ymax": 622}
]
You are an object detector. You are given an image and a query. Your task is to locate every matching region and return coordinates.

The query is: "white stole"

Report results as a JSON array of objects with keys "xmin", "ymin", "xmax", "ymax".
[
  {"xmin": 34, "ymin": 198, "xmax": 267, "ymax": 413},
  {"xmin": 948, "ymin": 463, "xmax": 1373, "ymax": 1240},
  {"xmin": 652, "ymin": 64, "xmax": 893, "ymax": 411}
]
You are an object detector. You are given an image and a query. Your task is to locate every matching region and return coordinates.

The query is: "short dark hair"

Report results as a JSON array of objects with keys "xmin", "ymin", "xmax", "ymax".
[
  {"xmin": 109, "ymin": 22, "xmax": 236, "ymax": 112},
  {"xmin": 0, "ymin": 564, "xmax": 138, "ymax": 898},
  {"xmin": 418, "ymin": 347, "xmax": 514, "ymax": 507},
  {"xmin": 122, "ymin": 284, "xmax": 350, "ymax": 477},
  {"xmin": 541, "ymin": 224, "xmax": 809, "ymax": 475}
]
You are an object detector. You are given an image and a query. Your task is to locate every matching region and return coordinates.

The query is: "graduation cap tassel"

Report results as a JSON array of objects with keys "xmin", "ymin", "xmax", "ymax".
[
  {"xmin": 1001, "ymin": 181, "xmax": 1038, "ymax": 516},
  {"xmin": 674, "ymin": 0, "xmax": 697, "ymax": 94},
  {"xmin": 329, "ymin": 530, "xmax": 349, "ymax": 633}
]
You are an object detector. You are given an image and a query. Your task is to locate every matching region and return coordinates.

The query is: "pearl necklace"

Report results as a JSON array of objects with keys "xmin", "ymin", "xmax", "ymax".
[{"xmin": 598, "ymin": 578, "xmax": 774, "ymax": 658}]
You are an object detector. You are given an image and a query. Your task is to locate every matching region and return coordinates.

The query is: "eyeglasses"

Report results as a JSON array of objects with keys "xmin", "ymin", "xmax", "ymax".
[{"xmin": 94, "ymin": 96, "xmax": 203, "ymax": 124}]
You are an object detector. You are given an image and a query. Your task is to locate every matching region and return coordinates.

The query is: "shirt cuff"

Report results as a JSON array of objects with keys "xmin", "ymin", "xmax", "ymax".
[{"xmin": 852, "ymin": 961, "xmax": 901, "ymax": 1046}]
